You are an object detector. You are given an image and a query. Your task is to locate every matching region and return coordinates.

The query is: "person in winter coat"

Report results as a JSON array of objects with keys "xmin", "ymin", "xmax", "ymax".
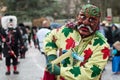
[{"xmin": 111, "ymin": 24, "xmax": 120, "ymax": 74}]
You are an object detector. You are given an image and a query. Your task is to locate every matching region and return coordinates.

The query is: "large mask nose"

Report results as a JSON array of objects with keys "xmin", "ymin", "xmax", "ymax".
[{"xmin": 82, "ymin": 18, "xmax": 90, "ymax": 26}]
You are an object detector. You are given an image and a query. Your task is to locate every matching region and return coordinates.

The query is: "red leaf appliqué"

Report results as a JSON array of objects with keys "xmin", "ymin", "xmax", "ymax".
[
  {"xmin": 101, "ymin": 47, "xmax": 110, "ymax": 59},
  {"xmin": 84, "ymin": 48, "xmax": 93, "ymax": 61},
  {"xmin": 65, "ymin": 37, "xmax": 75, "ymax": 50},
  {"xmin": 80, "ymin": 48, "xmax": 93, "ymax": 66}
]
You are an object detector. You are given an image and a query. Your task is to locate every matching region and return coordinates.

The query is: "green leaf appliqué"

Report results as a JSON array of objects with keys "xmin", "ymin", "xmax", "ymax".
[
  {"xmin": 46, "ymin": 42, "xmax": 57, "ymax": 48},
  {"xmin": 69, "ymin": 67, "xmax": 81, "ymax": 77},
  {"xmin": 63, "ymin": 57, "xmax": 70, "ymax": 67},
  {"xmin": 93, "ymin": 38, "xmax": 105, "ymax": 46},
  {"xmin": 62, "ymin": 27, "xmax": 73, "ymax": 37},
  {"xmin": 90, "ymin": 65, "xmax": 101, "ymax": 77}
]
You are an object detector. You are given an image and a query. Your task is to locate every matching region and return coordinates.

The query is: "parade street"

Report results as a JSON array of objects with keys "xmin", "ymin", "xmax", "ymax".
[
  {"xmin": 0, "ymin": 46, "xmax": 46, "ymax": 80},
  {"xmin": 0, "ymin": 45, "xmax": 120, "ymax": 80}
]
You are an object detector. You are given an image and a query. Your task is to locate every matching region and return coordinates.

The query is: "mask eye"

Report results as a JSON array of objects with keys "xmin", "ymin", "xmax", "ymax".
[
  {"xmin": 89, "ymin": 17, "xmax": 96, "ymax": 22},
  {"xmin": 80, "ymin": 15, "xmax": 86, "ymax": 20}
]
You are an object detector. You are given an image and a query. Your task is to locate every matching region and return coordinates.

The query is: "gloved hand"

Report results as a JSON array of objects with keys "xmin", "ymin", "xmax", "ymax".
[
  {"xmin": 47, "ymin": 63, "xmax": 60, "ymax": 75},
  {"xmin": 47, "ymin": 54, "xmax": 57, "ymax": 63}
]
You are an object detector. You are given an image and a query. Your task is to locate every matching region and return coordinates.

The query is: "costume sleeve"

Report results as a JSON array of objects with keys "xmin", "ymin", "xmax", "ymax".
[
  {"xmin": 43, "ymin": 28, "xmax": 61, "ymax": 56},
  {"xmin": 60, "ymin": 41, "xmax": 110, "ymax": 80}
]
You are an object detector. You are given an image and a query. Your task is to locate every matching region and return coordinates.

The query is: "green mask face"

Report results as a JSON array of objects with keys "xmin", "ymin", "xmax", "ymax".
[{"xmin": 81, "ymin": 4, "xmax": 101, "ymax": 17}]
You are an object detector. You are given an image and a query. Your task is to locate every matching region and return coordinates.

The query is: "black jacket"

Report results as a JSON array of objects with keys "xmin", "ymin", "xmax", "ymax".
[
  {"xmin": 112, "ymin": 28, "xmax": 120, "ymax": 56},
  {"xmin": 2, "ymin": 28, "xmax": 24, "ymax": 57}
]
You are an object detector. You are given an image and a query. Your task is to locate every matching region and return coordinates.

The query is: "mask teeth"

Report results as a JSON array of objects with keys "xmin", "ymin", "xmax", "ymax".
[
  {"xmin": 77, "ymin": 24, "xmax": 84, "ymax": 29},
  {"xmin": 86, "ymin": 26, "xmax": 93, "ymax": 33},
  {"xmin": 77, "ymin": 24, "xmax": 93, "ymax": 33}
]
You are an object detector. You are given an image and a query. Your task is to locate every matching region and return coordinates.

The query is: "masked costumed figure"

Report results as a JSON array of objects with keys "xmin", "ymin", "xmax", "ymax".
[
  {"xmin": 43, "ymin": 4, "xmax": 110, "ymax": 80},
  {"xmin": 1, "ymin": 15, "xmax": 24, "ymax": 75}
]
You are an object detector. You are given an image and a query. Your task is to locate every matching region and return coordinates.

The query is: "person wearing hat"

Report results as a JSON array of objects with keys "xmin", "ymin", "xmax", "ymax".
[
  {"xmin": 43, "ymin": 4, "xmax": 110, "ymax": 80},
  {"xmin": 1, "ymin": 15, "xmax": 24, "ymax": 75}
]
